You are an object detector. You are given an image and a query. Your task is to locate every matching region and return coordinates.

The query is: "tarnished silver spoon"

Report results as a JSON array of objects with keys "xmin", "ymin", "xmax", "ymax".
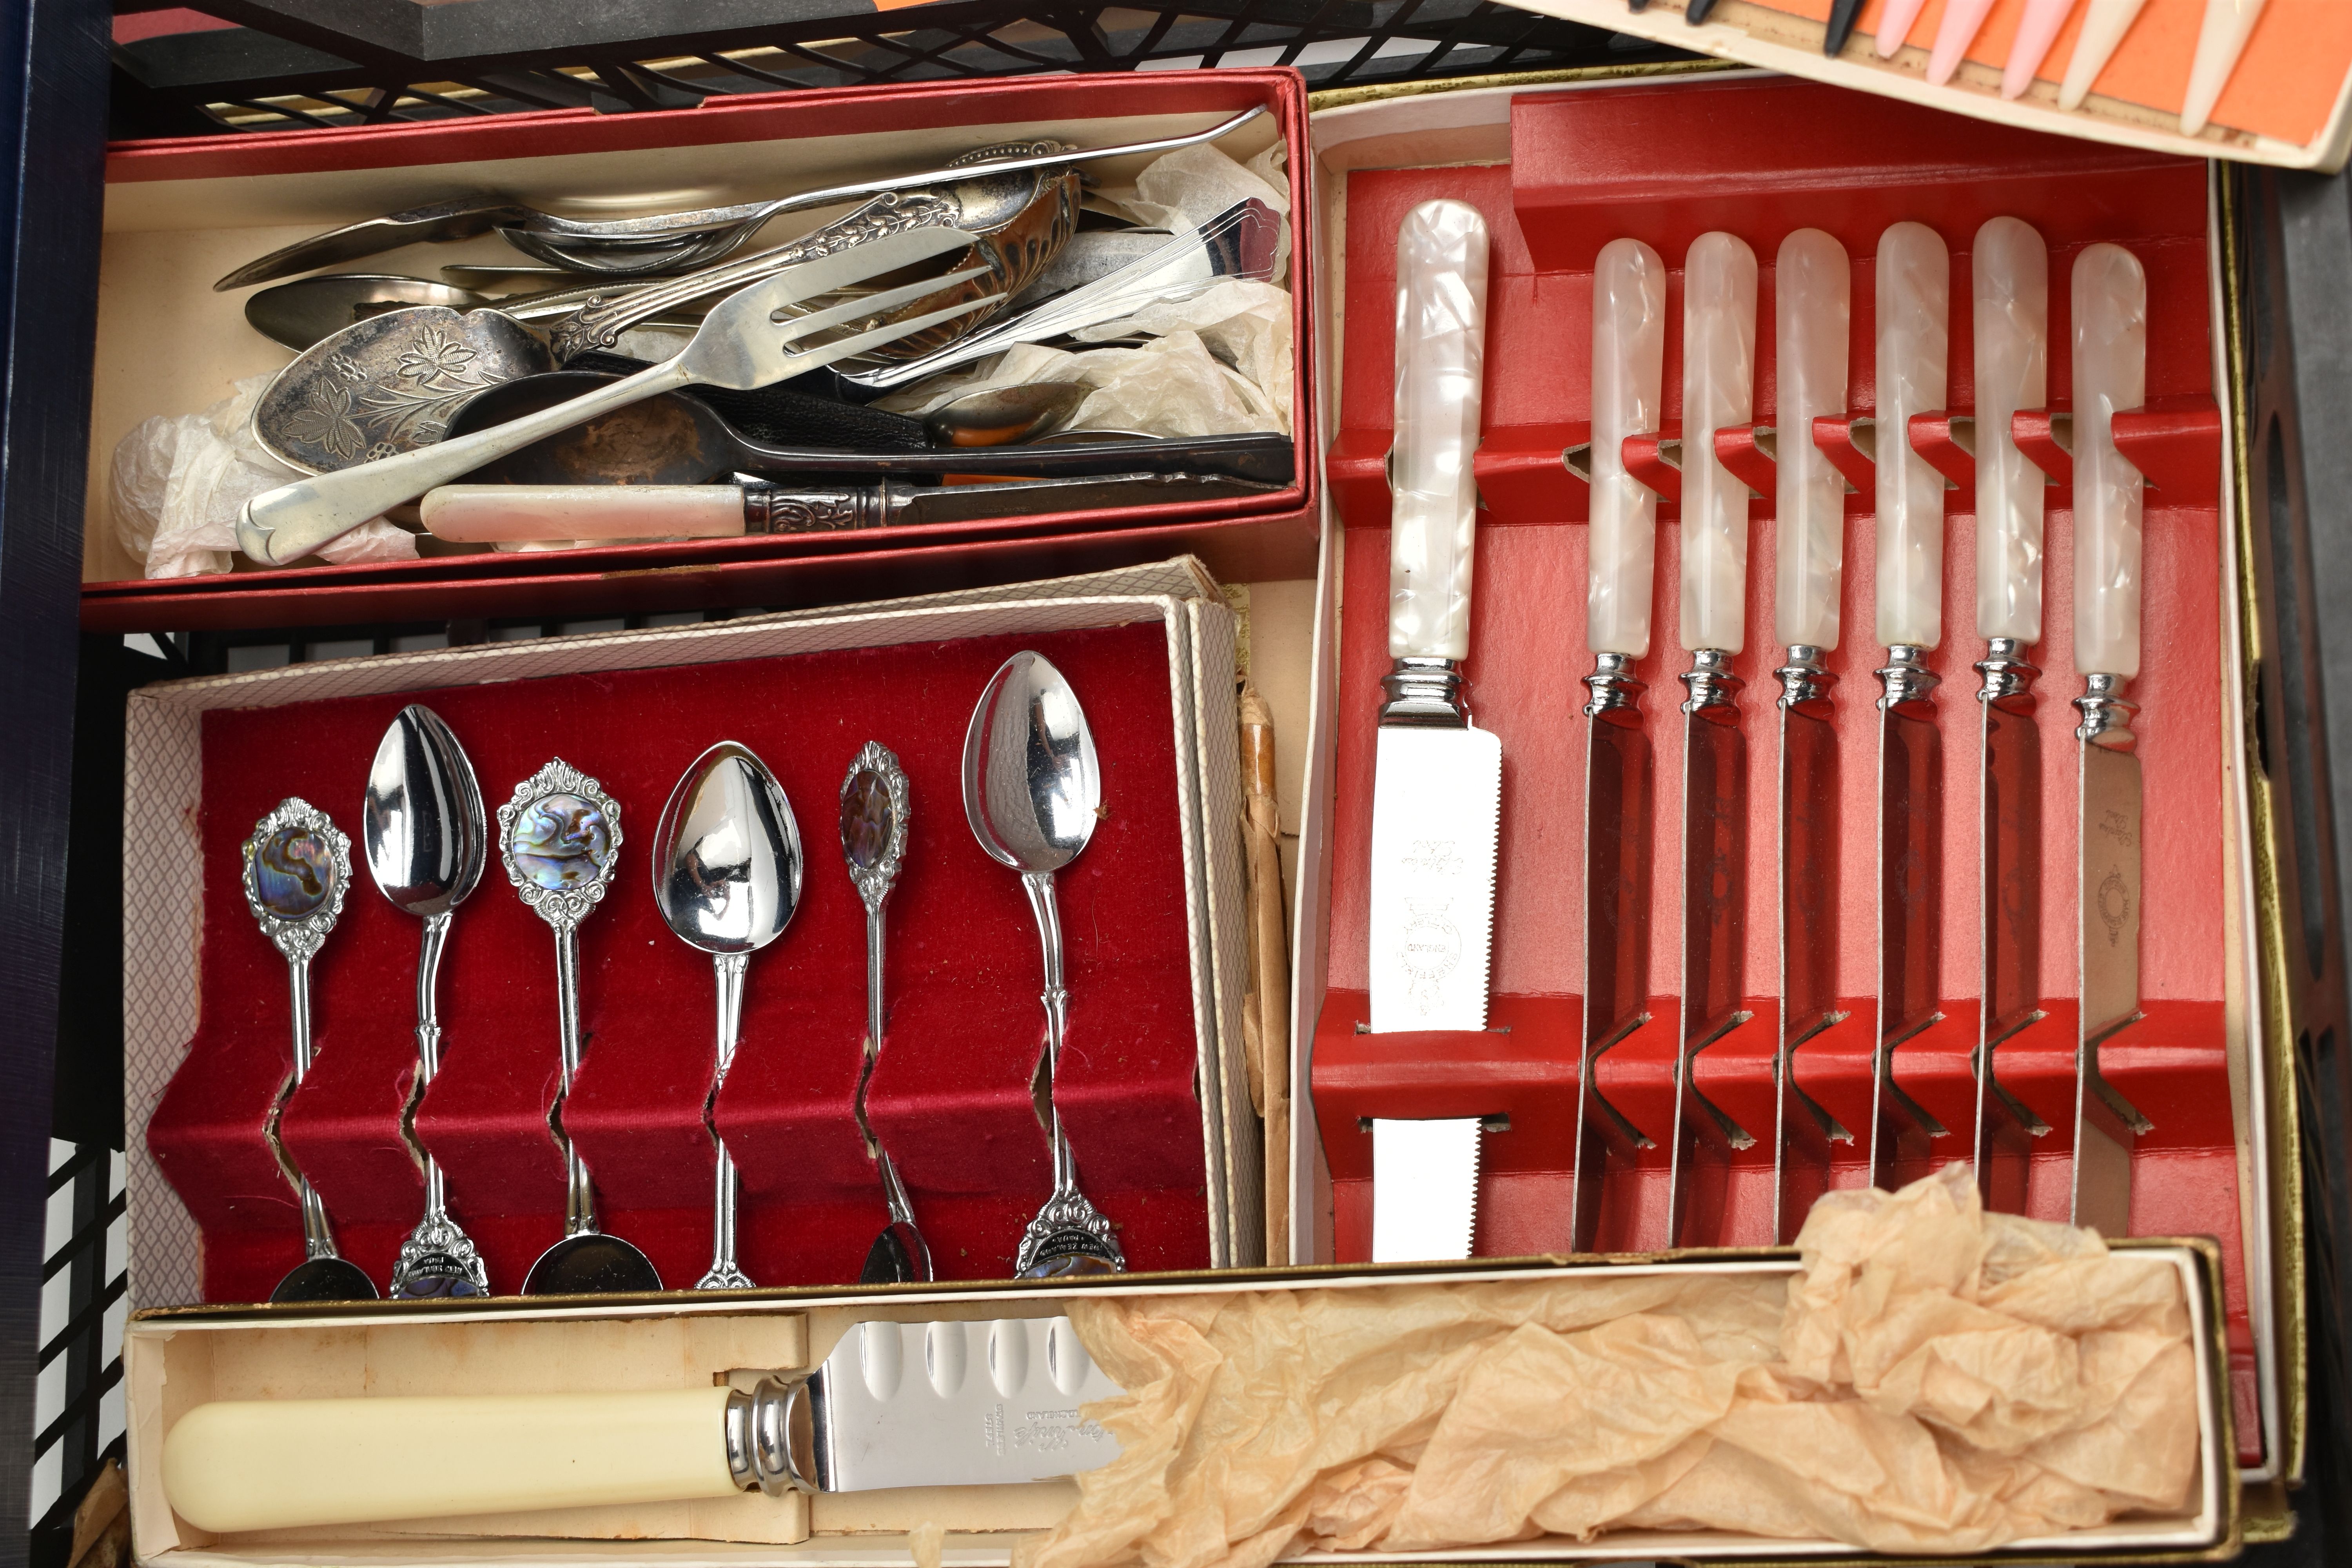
[
  {"xmin": 963, "ymin": 652, "xmax": 1124, "ymax": 1278},
  {"xmin": 244, "ymin": 799, "xmax": 379, "ymax": 1304},
  {"xmin": 841, "ymin": 742, "xmax": 933, "ymax": 1284},
  {"xmin": 499, "ymin": 759, "xmax": 661, "ymax": 1296},
  {"xmin": 653, "ymin": 742, "xmax": 801, "ymax": 1291},
  {"xmin": 363, "ymin": 706, "xmax": 491, "ymax": 1299}
]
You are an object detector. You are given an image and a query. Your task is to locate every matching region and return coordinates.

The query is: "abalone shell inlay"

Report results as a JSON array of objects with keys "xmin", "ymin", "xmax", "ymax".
[
  {"xmin": 253, "ymin": 825, "xmax": 337, "ymax": 919},
  {"xmin": 844, "ymin": 768, "xmax": 894, "ymax": 872},
  {"xmin": 508, "ymin": 791, "xmax": 613, "ymax": 891}
]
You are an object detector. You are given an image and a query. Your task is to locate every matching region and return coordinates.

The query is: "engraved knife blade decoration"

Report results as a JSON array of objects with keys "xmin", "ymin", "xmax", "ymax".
[
  {"xmin": 1871, "ymin": 220, "xmax": 1952, "ymax": 1193},
  {"xmin": 1669, "ymin": 230, "xmax": 1759, "ymax": 1249},
  {"xmin": 1366, "ymin": 198, "xmax": 1499, "ymax": 1263},
  {"xmin": 160, "ymin": 1314, "xmax": 1123, "ymax": 1533},
  {"xmin": 2071, "ymin": 241, "xmax": 2154, "ymax": 1236},
  {"xmin": 1771, "ymin": 228, "xmax": 1856, "ymax": 1243},
  {"xmin": 1573, "ymin": 236, "xmax": 1665, "ymax": 1253},
  {"xmin": 1971, "ymin": 216, "xmax": 2056, "ymax": 1214}
]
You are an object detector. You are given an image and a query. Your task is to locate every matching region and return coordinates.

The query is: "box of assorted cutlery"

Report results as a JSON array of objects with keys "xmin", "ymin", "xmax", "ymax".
[
  {"xmin": 78, "ymin": 70, "xmax": 1314, "ymax": 632},
  {"xmin": 1494, "ymin": 0, "xmax": 2352, "ymax": 173},
  {"xmin": 1295, "ymin": 66, "xmax": 2298, "ymax": 1510},
  {"xmin": 122, "ymin": 558, "xmax": 1261, "ymax": 1314}
]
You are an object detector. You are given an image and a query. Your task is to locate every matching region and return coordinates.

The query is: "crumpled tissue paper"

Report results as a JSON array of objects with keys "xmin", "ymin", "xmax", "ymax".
[
  {"xmin": 1020, "ymin": 1165, "xmax": 2200, "ymax": 1568},
  {"xmin": 111, "ymin": 373, "xmax": 416, "ymax": 578}
]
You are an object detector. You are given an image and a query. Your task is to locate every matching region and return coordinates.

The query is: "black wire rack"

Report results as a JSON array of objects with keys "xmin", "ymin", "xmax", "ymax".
[{"xmin": 109, "ymin": 0, "xmax": 1682, "ymax": 138}]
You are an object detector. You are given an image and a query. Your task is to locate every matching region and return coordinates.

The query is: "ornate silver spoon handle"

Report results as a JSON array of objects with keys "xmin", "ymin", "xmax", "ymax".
[
  {"xmin": 551, "ymin": 923, "xmax": 598, "ymax": 1239},
  {"xmin": 697, "ymin": 951, "xmax": 753, "ymax": 1290},
  {"xmin": 1014, "ymin": 869, "xmax": 1121, "ymax": 1275}
]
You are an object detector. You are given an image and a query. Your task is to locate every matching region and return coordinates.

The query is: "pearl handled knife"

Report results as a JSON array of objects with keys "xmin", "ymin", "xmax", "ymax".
[
  {"xmin": 1367, "ymin": 199, "xmax": 1499, "ymax": 1263},
  {"xmin": 2071, "ymin": 242, "xmax": 2154, "ymax": 1236}
]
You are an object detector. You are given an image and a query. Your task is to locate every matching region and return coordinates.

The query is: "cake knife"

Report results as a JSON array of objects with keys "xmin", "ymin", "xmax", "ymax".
[
  {"xmin": 2071, "ymin": 242, "xmax": 2154, "ymax": 1236},
  {"xmin": 1573, "ymin": 236, "xmax": 1666, "ymax": 1252},
  {"xmin": 1668, "ymin": 230, "xmax": 1759, "ymax": 1249},
  {"xmin": 1971, "ymin": 216, "xmax": 2056, "ymax": 1214},
  {"xmin": 1871, "ymin": 221, "xmax": 1951, "ymax": 1194},
  {"xmin": 1366, "ymin": 198, "xmax": 1499, "ymax": 1263},
  {"xmin": 162, "ymin": 1314, "xmax": 1123, "ymax": 1532},
  {"xmin": 1771, "ymin": 229, "xmax": 1855, "ymax": 1242}
]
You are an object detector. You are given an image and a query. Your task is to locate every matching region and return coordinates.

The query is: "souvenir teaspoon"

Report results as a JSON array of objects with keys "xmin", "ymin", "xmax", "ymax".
[
  {"xmin": 963, "ymin": 652, "xmax": 1124, "ymax": 1277},
  {"xmin": 653, "ymin": 742, "xmax": 802, "ymax": 1291},
  {"xmin": 841, "ymin": 742, "xmax": 933, "ymax": 1284},
  {"xmin": 499, "ymin": 759, "xmax": 662, "ymax": 1295},
  {"xmin": 363, "ymin": 706, "xmax": 492, "ymax": 1299},
  {"xmin": 244, "ymin": 799, "xmax": 378, "ymax": 1303}
]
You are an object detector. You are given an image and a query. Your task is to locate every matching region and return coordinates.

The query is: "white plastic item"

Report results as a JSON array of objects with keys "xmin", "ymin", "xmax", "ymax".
[
  {"xmin": 1973, "ymin": 216, "xmax": 2049, "ymax": 646},
  {"xmin": 1589, "ymin": 237, "xmax": 1667, "ymax": 659},
  {"xmin": 2073, "ymin": 243, "xmax": 2148, "ymax": 679},
  {"xmin": 1388, "ymin": 198, "xmax": 1490, "ymax": 662},
  {"xmin": 2004, "ymin": 0, "xmax": 2082, "ymax": 98},
  {"xmin": 2181, "ymin": 0, "xmax": 2270, "ymax": 136},
  {"xmin": 1876, "ymin": 222, "xmax": 1950, "ymax": 651},
  {"xmin": 422, "ymin": 485, "xmax": 747, "ymax": 542},
  {"xmin": 1774, "ymin": 229, "xmax": 1850, "ymax": 653},
  {"xmin": 1679, "ymin": 231, "xmax": 1759, "ymax": 657},
  {"xmin": 162, "ymin": 1387, "xmax": 737, "ymax": 1533},
  {"xmin": 1927, "ymin": 0, "xmax": 1998, "ymax": 85},
  {"xmin": 1875, "ymin": 0, "xmax": 1931, "ymax": 58},
  {"xmin": 2060, "ymin": 0, "xmax": 2152, "ymax": 111}
]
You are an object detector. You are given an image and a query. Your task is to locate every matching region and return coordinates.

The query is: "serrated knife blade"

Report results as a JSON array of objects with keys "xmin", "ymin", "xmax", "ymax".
[{"xmin": 1366, "ymin": 199, "xmax": 1496, "ymax": 1261}]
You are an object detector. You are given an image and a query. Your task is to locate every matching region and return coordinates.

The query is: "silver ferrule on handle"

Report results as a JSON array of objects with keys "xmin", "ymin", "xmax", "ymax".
[
  {"xmin": 1976, "ymin": 636, "xmax": 2041, "ymax": 706},
  {"xmin": 1877, "ymin": 643, "xmax": 1941, "ymax": 716},
  {"xmin": 725, "ymin": 1375, "xmax": 822, "ymax": 1495},
  {"xmin": 238, "ymin": 354, "xmax": 695, "ymax": 566},
  {"xmin": 2075, "ymin": 672, "xmax": 2138, "ymax": 748},
  {"xmin": 1679, "ymin": 647, "xmax": 1744, "ymax": 717},
  {"xmin": 1776, "ymin": 644, "xmax": 1835, "ymax": 714},
  {"xmin": 1583, "ymin": 650, "xmax": 1644, "ymax": 725},
  {"xmin": 1377, "ymin": 656, "xmax": 1468, "ymax": 728}
]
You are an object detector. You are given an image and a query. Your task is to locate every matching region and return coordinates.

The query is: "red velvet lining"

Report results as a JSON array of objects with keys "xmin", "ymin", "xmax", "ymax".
[
  {"xmin": 147, "ymin": 621, "xmax": 1210, "ymax": 1300},
  {"xmin": 1310, "ymin": 76, "xmax": 2260, "ymax": 1462}
]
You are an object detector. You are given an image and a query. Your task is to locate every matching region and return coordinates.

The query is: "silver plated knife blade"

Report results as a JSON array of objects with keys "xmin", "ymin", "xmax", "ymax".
[
  {"xmin": 1771, "ymin": 229, "xmax": 1856, "ymax": 1243},
  {"xmin": 2070, "ymin": 241, "xmax": 2154, "ymax": 1236},
  {"xmin": 1970, "ymin": 216, "xmax": 2056, "ymax": 1211},
  {"xmin": 1573, "ymin": 236, "xmax": 1667, "ymax": 1253},
  {"xmin": 1668, "ymin": 231, "xmax": 1759, "ymax": 1249},
  {"xmin": 1870, "ymin": 221, "xmax": 1953, "ymax": 1192},
  {"xmin": 1366, "ymin": 199, "xmax": 1497, "ymax": 1261}
]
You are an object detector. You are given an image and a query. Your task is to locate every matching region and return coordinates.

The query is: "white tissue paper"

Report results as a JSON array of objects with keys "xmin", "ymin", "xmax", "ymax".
[{"xmin": 111, "ymin": 373, "xmax": 416, "ymax": 578}]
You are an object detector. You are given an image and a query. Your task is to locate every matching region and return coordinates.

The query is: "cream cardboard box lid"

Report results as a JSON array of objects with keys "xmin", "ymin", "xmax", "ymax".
[{"xmin": 123, "ymin": 557, "xmax": 1258, "ymax": 1310}]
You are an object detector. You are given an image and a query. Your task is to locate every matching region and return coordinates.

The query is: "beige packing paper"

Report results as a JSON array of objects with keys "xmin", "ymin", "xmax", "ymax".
[{"xmin": 1022, "ymin": 1167, "xmax": 2200, "ymax": 1568}]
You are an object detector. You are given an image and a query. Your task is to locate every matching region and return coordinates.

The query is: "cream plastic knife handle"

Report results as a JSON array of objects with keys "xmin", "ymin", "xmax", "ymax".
[
  {"xmin": 2004, "ymin": 0, "xmax": 2081, "ymax": 98},
  {"xmin": 1973, "ymin": 217, "xmax": 2049, "ymax": 645},
  {"xmin": 1877, "ymin": 222, "xmax": 1950, "ymax": 650},
  {"xmin": 2073, "ymin": 244, "xmax": 2147, "ymax": 678},
  {"xmin": 1774, "ymin": 228, "xmax": 1849, "ymax": 652},
  {"xmin": 1927, "ymin": 0, "xmax": 1997, "ymax": 85},
  {"xmin": 2060, "ymin": 0, "xmax": 2151, "ymax": 110},
  {"xmin": 162, "ymin": 1387, "xmax": 738, "ymax": 1534},
  {"xmin": 423, "ymin": 485, "xmax": 750, "ymax": 542},
  {"xmin": 2182, "ymin": 0, "xmax": 2268, "ymax": 135},
  {"xmin": 1875, "ymin": 0, "xmax": 1931, "ymax": 56},
  {"xmin": 1389, "ymin": 199, "xmax": 1490, "ymax": 662},
  {"xmin": 1590, "ymin": 237, "xmax": 1666, "ymax": 659},
  {"xmin": 1680, "ymin": 231, "xmax": 1757, "ymax": 657}
]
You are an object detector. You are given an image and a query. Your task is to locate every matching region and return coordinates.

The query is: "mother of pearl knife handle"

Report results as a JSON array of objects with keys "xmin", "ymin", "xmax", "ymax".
[
  {"xmin": 1590, "ymin": 238, "xmax": 1666, "ymax": 659},
  {"xmin": 1389, "ymin": 199, "xmax": 1490, "ymax": 663},
  {"xmin": 2061, "ymin": 0, "xmax": 2151, "ymax": 111},
  {"xmin": 1680, "ymin": 232, "xmax": 1758, "ymax": 658},
  {"xmin": 1774, "ymin": 229, "xmax": 1850, "ymax": 653},
  {"xmin": 2182, "ymin": 0, "xmax": 2269, "ymax": 136},
  {"xmin": 1876, "ymin": 222, "xmax": 1951, "ymax": 652},
  {"xmin": 1973, "ymin": 217, "xmax": 2050, "ymax": 646},
  {"xmin": 2073, "ymin": 244, "xmax": 2148, "ymax": 680}
]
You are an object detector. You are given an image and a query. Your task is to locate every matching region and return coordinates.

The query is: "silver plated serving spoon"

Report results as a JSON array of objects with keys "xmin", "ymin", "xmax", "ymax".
[
  {"xmin": 962, "ymin": 653, "xmax": 1125, "ymax": 1277},
  {"xmin": 652, "ymin": 742, "xmax": 802, "ymax": 1291},
  {"xmin": 363, "ymin": 706, "xmax": 491, "ymax": 1299},
  {"xmin": 841, "ymin": 742, "xmax": 933, "ymax": 1284},
  {"xmin": 243, "ymin": 798, "xmax": 379, "ymax": 1304},
  {"xmin": 499, "ymin": 759, "xmax": 662, "ymax": 1296}
]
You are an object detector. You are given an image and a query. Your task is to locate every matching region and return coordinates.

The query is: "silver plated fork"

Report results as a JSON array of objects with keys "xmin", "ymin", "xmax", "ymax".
[{"xmin": 236, "ymin": 226, "xmax": 1000, "ymax": 566}]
